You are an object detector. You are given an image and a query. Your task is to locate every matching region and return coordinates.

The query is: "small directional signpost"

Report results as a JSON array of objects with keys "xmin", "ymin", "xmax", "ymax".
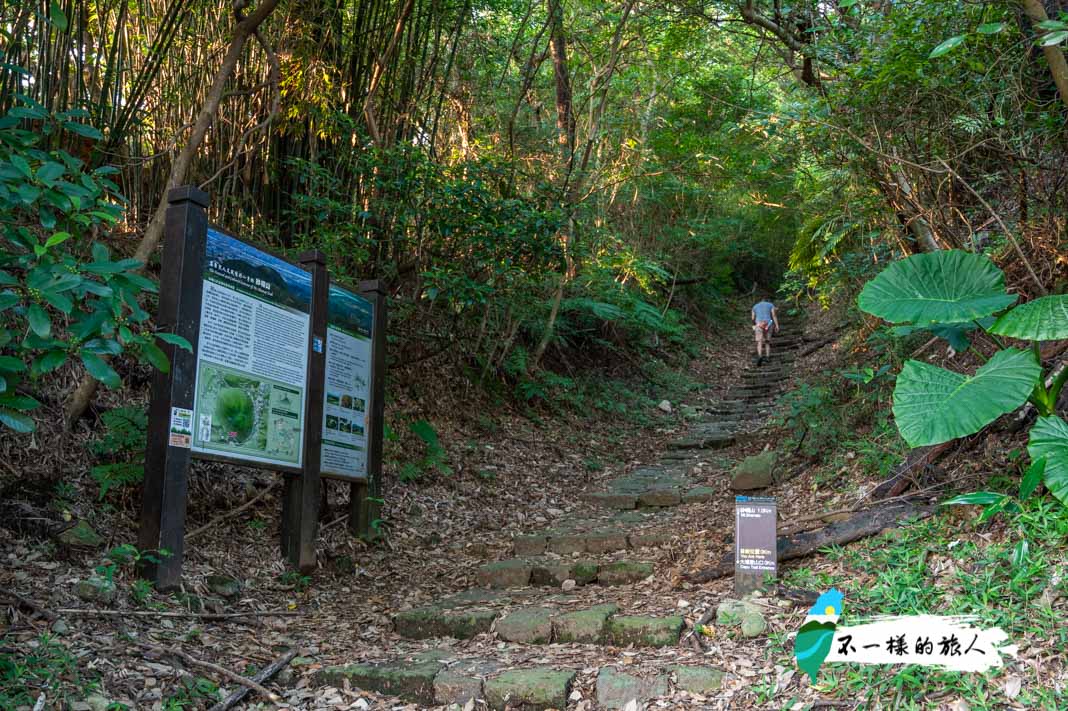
[
  {"xmin": 139, "ymin": 187, "xmax": 386, "ymax": 589},
  {"xmin": 734, "ymin": 495, "xmax": 777, "ymax": 596}
]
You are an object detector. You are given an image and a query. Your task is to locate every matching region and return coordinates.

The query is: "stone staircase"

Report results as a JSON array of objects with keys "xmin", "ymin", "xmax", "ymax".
[{"xmin": 316, "ymin": 316, "xmax": 806, "ymax": 709}]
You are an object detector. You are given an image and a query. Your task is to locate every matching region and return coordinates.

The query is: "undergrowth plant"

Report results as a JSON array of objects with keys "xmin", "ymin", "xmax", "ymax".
[
  {"xmin": 858, "ymin": 250, "xmax": 1068, "ymax": 505},
  {"xmin": 87, "ymin": 406, "xmax": 147, "ymax": 499},
  {"xmin": 0, "ymin": 94, "xmax": 189, "ymax": 432}
]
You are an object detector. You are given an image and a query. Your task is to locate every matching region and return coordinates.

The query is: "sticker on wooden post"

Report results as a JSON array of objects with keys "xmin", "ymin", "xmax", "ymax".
[
  {"xmin": 735, "ymin": 495, "xmax": 777, "ymax": 596},
  {"xmin": 169, "ymin": 407, "xmax": 193, "ymax": 448}
]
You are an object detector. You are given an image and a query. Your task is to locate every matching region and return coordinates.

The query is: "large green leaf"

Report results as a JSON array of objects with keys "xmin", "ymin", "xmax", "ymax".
[
  {"xmin": 0, "ymin": 407, "xmax": 35, "ymax": 433},
  {"xmin": 80, "ymin": 350, "xmax": 121, "ymax": 389},
  {"xmin": 1028, "ymin": 416, "xmax": 1068, "ymax": 505},
  {"xmin": 988, "ymin": 294, "xmax": 1068, "ymax": 342},
  {"xmin": 858, "ymin": 250, "xmax": 1016, "ymax": 325},
  {"xmin": 892, "ymin": 349, "xmax": 1040, "ymax": 447}
]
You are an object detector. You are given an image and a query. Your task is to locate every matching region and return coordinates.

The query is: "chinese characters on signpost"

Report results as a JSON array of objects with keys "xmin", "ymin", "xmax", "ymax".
[
  {"xmin": 191, "ymin": 228, "xmax": 311, "ymax": 468},
  {"xmin": 734, "ymin": 495, "xmax": 777, "ymax": 595}
]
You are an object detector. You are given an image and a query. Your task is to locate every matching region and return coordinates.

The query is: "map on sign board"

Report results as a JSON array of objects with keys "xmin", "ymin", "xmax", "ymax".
[
  {"xmin": 321, "ymin": 285, "xmax": 374, "ymax": 479},
  {"xmin": 191, "ymin": 228, "xmax": 311, "ymax": 468}
]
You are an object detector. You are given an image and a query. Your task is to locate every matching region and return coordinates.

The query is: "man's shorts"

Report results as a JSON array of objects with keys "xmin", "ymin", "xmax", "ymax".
[{"xmin": 754, "ymin": 322, "xmax": 772, "ymax": 344}]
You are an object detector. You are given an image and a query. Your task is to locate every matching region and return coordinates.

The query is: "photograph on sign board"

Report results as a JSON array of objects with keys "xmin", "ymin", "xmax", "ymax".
[
  {"xmin": 320, "ymin": 284, "xmax": 374, "ymax": 480},
  {"xmin": 191, "ymin": 228, "xmax": 311, "ymax": 468}
]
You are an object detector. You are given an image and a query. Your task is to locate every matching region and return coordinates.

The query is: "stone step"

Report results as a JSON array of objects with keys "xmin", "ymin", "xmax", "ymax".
[
  {"xmin": 741, "ymin": 369, "xmax": 786, "ymax": 379},
  {"xmin": 319, "ymin": 655, "xmax": 577, "ymax": 709},
  {"xmin": 669, "ymin": 431, "xmax": 735, "ymax": 450},
  {"xmin": 512, "ymin": 522, "xmax": 683, "ymax": 555},
  {"xmin": 476, "ymin": 557, "xmax": 655, "ymax": 589},
  {"xmin": 317, "ymin": 653, "xmax": 726, "ymax": 708},
  {"xmin": 394, "ymin": 597, "xmax": 687, "ymax": 649}
]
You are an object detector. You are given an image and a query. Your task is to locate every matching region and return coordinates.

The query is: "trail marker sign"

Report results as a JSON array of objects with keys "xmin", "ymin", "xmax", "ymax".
[
  {"xmin": 734, "ymin": 495, "xmax": 777, "ymax": 596},
  {"xmin": 139, "ymin": 187, "xmax": 386, "ymax": 589}
]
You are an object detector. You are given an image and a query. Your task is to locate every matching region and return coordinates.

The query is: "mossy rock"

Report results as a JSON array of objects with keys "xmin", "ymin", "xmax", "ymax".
[
  {"xmin": 484, "ymin": 668, "xmax": 576, "ymax": 710},
  {"xmin": 669, "ymin": 665, "xmax": 725, "ymax": 694},
  {"xmin": 497, "ymin": 608, "xmax": 553, "ymax": 644},
  {"xmin": 715, "ymin": 599, "xmax": 761, "ymax": 625},
  {"xmin": 570, "ymin": 561, "xmax": 600, "ymax": 585},
  {"xmin": 394, "ymin": 606, "xmax": 497, "ymax": 639},
  {"xmin": 595, "ymin": 667, "xmax": 668, "ymax": 709},
  {"xmin": 529, "ymin": 560, "xmax": 572, "ymax": 587},
  {"xmin": 605, "ymin": 615, "xmax": 683, "ymax": 647},
  {"xmin": 731, "ymin": 451, "xmax": 777, "ymax": 490},
  {"xmin": 683, "ymin": 486, "xmax": 717, "ymax": 503},
  {"xmin": 57, "ymin": 521, "xmax": 103, "ymax": 548},
  {"xmin": 318, "ymin": 660, "xmax": 443, "ymax": 705},
  {"xmin": 477, "ymin": 559, "xmax": 532, "ymax": 588},
  {"xmin": 597, "ymin": 560, "xmax": 653, "ymax": 586},
  {"xmin": 552, "ymin": 604, "xmax": 617, "ymax": 643},
  {"xmin": 740, "ymin": 611, "xmax": 767, "ymax": 638}
]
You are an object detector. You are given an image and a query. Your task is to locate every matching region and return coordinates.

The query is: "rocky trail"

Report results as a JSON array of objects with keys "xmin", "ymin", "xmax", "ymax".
[
  {"xmin": 3, "ymin": 315, "xmax": 852, "ymax": 711},
  {"xmin": 308, "ymin": 317, "xmax": 816, "ymax": 710}
]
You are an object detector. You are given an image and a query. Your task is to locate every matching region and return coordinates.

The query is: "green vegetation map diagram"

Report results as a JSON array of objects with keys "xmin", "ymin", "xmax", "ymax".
[{"xmin": 194, "ymin": 363, "xmax": 302, "ymax": 465}]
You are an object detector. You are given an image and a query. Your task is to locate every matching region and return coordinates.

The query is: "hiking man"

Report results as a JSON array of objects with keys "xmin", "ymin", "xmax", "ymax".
[{"xmin": 751, "ymin": 296, "xmax": 779, "ymax": 365}]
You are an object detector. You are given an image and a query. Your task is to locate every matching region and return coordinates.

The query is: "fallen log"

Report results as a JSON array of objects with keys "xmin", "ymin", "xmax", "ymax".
[
  {"xmin": 871, "ymin": 441, "xmax": 956, "ymax": 500},
  {"xmin": 0, "ymin": 587, "xmax": 55, "ymax": 621},
  {"xmin": 137, "ymin": 642, "xmax": 284, "ymax": 706},
  {"xmin": 686, "ymin": 501, "xmax": 937, "ymax": 584},
  {"xmin": 208, "ymin": 648, "xmax": 297, "ymax": 711},
  {"xmin": 798, "ymin": 331, "xmax": 841, "ymax": 357}
]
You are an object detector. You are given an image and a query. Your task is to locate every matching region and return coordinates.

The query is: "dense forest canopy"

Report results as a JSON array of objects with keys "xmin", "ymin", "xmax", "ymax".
[{"xmin": 0, "ymin": 0, "xmax": 1065, "ymax": 431}]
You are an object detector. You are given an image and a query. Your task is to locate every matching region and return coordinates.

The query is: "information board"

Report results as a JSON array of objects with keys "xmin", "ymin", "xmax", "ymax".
[
  {"xmin": 734, "ymin": 495, "xmax": 777, "ymax": 595},
  {"xmin": 321, "ymin": 285, "xmax": 375, "ymax": 479},
  {"xmin": 191, "ymin": 228, "xmax": 312, "ymax": 468}
]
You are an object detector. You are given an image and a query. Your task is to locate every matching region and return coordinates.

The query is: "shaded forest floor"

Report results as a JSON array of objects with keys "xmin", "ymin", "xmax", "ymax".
[{"xmin": 2, "ymin": 303, "xmax": 1066, "ymax": 710}]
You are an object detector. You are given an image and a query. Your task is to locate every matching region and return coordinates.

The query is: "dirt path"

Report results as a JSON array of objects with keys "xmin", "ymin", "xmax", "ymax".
[
  {"xmin": 283, "ymin": 315, "xmax": 813, "ymax": 709},
  {"xmin": 2, "ymin": 312, "xmax": 841, "ymax": 711}
]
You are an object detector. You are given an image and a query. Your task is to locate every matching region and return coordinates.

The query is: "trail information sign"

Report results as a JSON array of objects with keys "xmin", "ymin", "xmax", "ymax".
[
  {"xmin": 139, "ymin": 187, "xmax": 386, "ymax": 589},
  {"xmin": 192, "ymin": 228, "xmax": 311, "ymax": 468},
  {"xmin": 321, "ymin": 285, "xmax": 375, "ymax": 480},
  {"xmin": 734, "ymin": 495, "xmax": 777, "ymax": 596}
]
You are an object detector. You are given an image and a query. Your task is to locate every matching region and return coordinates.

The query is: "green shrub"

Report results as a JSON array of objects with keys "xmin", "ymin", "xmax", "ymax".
[{"xmin": 0, "ymin": 93, "xmax": 189, "ymax": 433}]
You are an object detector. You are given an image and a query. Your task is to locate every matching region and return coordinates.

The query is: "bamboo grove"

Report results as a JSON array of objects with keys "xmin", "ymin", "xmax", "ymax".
[{"xmin": 1, "ymin": 0, "xmax": 1066, "ymax": 428}]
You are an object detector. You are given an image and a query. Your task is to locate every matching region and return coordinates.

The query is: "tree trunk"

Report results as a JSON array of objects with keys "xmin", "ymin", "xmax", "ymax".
[
  {"xmin": 546, "ymin": 0, "xmax": 574, "ymax": 155},
  {"xmin": 63, "ymin": 0, "xmax": 283, "ymax": 429},
  {"xmin": 1021, "ymin": 0, "xmax": 1068, "ymax": 112},
  {"xmin": 884, "ymin": 164, "xmax": 941, "ymax": 253}
]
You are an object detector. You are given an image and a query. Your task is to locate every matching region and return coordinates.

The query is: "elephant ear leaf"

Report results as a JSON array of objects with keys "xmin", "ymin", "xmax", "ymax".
[
  {"xmin": 892, "ymin": 349, "xmax": 1040, "ymax": 447},
  {"xmin": 857, "ymin": 250, "xmax": 1016, "ymax": 325},
  {"xmin": 1028, "ymin": 416, "xmax": 1068, "ymax": 505},
  {"xmin": 989, "ymin": 294, "xmax": 1068, "ymax": 342},
  {"xmin": 795, "ymin": 620, "xmax": 836, "ymax": 683}
]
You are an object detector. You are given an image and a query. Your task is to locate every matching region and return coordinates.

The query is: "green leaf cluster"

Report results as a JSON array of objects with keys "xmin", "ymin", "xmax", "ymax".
[
  {"xmin": 0, "ymin": 94, "xmax": 190, "ymax": 432},
  {"xmin": 858, "ymin": 250, "xmax": 1068, "ymax": 505}
]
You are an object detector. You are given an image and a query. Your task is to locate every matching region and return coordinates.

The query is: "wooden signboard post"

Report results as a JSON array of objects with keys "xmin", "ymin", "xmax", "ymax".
[
  {"xmin": 139, "ymin": 187, "xmax": 386, "ymax": 589},
  {"xmin": 734, "ymin": 495, "xmax": 777, "ymax": 596}
]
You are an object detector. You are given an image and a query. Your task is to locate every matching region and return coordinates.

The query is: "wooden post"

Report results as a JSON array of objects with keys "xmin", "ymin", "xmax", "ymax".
[
  {"xmin": 349, "ymin": 280, "xmax": 387, "ymax": 540},
  {"xmin": 138, "ymin": 186, "xmax": 209, "ymax": 590},
  {"xmin": 281, "ymin": 251, "xmax": 329, "ymax": 572}
]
